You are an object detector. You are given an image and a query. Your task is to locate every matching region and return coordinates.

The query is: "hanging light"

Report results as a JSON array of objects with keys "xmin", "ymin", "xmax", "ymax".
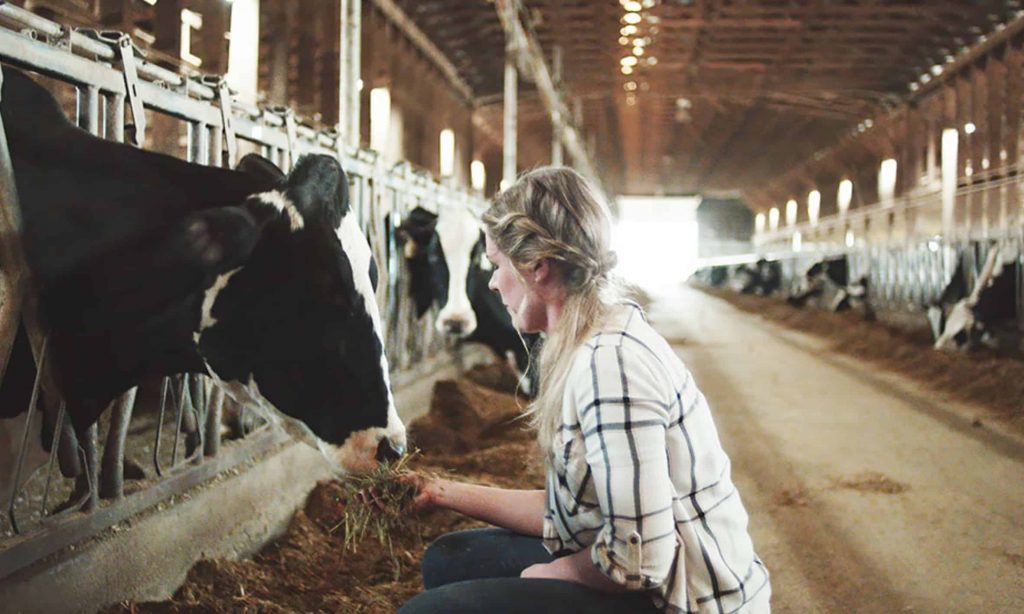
[
  {"xmin": 619, "ymin": 36, "xmax": 630, "ymax": 45},
  {"xmin": 624, "ymin": 81, "xmax": 638, "ymax": 91},
  {"xmin": 621, "ymin": 55, "xmax": 639, "ymax": 67},
  {"xmin": 623, "ymin": 12, "xmax": 642, "ymax": 25},
  {"xmin": 624, "ymin": 1, "xmax": 643, "ymax": 11},
  {"xmin": 633, "ymin": 46, "xmax": 645, "ymax": 56},
  {"xmin": 621, "ymin": 65, "xmax": 634, "ymax": 75},
  {"xmin": 621, "ymin": 25, "xmax": 638, "ymax": 36}
]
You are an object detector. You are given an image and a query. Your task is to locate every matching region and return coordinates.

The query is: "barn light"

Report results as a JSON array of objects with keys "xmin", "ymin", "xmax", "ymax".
[
  {"xmin": 807, "ymin": 190, "xmax": 821, "ymax": 225},
  {"xmin": 982, "ymin": 157, "xmax": 990, "ymax": 170},
  {"xmin": 837, "ymin": 179, "xmax": 853, "ymax": 214},
  {"xmin": 755, "ymin": 213, "xmax": 766, "ymax": 234},
  {"xmin": 633, "ymin": 46, "xmax": 645, "ymax": 56},
  {"xmin": 1001, "ymin": 149, "xmax": 1008, "ymax": 161},
  {"xmin": 620, "ymin": 36, "xmax": 630, "ymax": 45},
  {"xmin": 621, "ymin": 55, "xmax": 639, "ymax": 67},
  {"xmin": 785, "ymin": 199, "xmax": 797, "ymax": 226},
  {"xmin": 646, "ymin": 56, "xmax": 658, "ymax": 65},
  {"xmin": 768, "ymin": 207, "xmax": 780, "ymax": 230},
  {"xmin": 964, "ymin": 122, "xmax": 976, "ymax": 134},
  {"xmin": 621, "ymin": 66, "xmax": 634, "ymax": 75},
  {"xmin": 927, "ymin": 237, "xmax": 941, "ymax": 252},
  {"xmin": 624, "ymin": 81, "xmax": 638, "ymax": 91},
  {"xmin": 676, "ymin": 97, "xmax": 691, "ymax": 109},
  {"xmin": 470, "ymin": 160, "xmax": 486, "ymax": 192},
  {"xmin": 623, "ymin": 12, "xmax": 642, "ymax": 25},
  {"xmin": 633, "ymin": 37, "xmax": 647, "ymax": 46},
  {"xmin": 845, "ymin": 229, "xmax": 855, "ymax": 248},
  {"xmin": 624, "ymin": 1, "xmax": 643, "ymax": 11},
  {"xmin": 626, "ymin": 93, "xmax": 637, "ymax": 106},
  {"xmin": 369, "ymin": 87, "xmax": 391, "ymax": 154},
  {"xmin": 642, "ymin": 0, "xmax": 656, "ymax": 7},
  {"xmin": 930, "ymin": 64, "xmax": 944, "ymax": 76},
  {"xmin": 879, "ymin": 158, "xmax": 897, "ymax": 205},
  {"xmin": 621, "ymin": 25, "xmax": 638, "ymax": 35},
  {"xmin": 439, "ymin": 129, "xmax": 455, "ymax": 177}
]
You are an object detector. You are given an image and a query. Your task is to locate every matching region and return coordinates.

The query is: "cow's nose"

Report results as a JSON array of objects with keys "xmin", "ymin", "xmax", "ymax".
[
  {"xmin": 443, "ymin": 318, "xmax": 467, "ymax": 336},
  {"xmin": 375, "ymin": 437, "xmax": 405, "ymax": 463}
]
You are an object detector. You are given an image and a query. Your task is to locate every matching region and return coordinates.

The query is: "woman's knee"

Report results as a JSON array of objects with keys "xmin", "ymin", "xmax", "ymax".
[{"xmin": 421, "ymin": 529, "xmax": 487, "ymax": 589}]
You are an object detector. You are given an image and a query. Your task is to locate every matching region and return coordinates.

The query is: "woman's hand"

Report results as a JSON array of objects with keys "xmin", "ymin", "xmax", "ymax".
[
  {"xmin": 520, "ymin": 561, "xmax": 572, "ymax": 581},
  {"xmin": 400, "ymin": 472, "xmax": 447, "ymax": 512}
]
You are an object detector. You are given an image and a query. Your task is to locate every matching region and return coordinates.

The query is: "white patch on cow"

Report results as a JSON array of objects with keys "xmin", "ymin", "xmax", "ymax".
[
  {"xmin": 194, "ymin": 267, "xmax": 241, "ymax": 343},
  {"xmin": 935, "ymin": 299, "xmax": 974, "ymax": 350},
  {"xmin": 255, "ymin": 190, "xmax": 304, "ymax": 231},
  {"xmin": 436, "ymin": 205, "xmax": 481, "ymax": 336},
  {"xmin": 335, "ymin": 210, "xmax": 406, "ymax": 468}
]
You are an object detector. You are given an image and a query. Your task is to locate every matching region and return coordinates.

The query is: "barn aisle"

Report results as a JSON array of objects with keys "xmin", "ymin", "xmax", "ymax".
[{"xmin": 647, "ymin": 286, "xmax": 1024, "ymax": 614}]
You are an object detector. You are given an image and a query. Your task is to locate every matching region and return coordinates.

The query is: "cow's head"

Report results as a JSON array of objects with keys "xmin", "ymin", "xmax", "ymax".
[
  {"xmin": 193, "ymin": 154, "xmax": 405, "ymax": 472},
  {"xmin": 397, "ymin": 205, "xmax": 482, "ymax": 337}
]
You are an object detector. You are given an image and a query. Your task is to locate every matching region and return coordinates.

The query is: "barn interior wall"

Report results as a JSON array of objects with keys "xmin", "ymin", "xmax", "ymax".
[{"xmin": 754, "ymin": 28, "xmax": 1024, "ymax": 241}]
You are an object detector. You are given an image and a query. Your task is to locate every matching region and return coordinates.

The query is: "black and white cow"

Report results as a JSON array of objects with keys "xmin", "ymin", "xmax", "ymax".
[
  {"xmin": 0, "ymin": 66, "xmax": 405, "ymax": 481},
  {"xmin": 733, "ymin": 258, "xmax": 782, "ymax": 296},
  {"xmin": 397, "ymin": 205, "xmax": 539, "ymax": 384},
  {"xmin": 929, "ymin": 246, "xmax": 1020, "ymax": 351},
  {"xmin": 786, "ymin": 255, "xmax": 872, "ymax": 317}
]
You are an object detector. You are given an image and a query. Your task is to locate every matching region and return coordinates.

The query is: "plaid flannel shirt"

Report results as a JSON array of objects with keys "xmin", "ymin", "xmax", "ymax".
[{"xmin": 543, "ymin": 304, "xmax": 771, "ymax": 613}]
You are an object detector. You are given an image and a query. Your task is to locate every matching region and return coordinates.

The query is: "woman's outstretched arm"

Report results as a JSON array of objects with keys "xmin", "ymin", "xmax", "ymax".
[{"xmin": 414, "ymin": 475, "xmax": 546, "ymax": 537}]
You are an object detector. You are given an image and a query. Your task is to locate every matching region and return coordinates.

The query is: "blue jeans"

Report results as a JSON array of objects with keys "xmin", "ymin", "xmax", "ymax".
[{"xmin": 398, "ymin": 528, "xmax": 662, "ymax": 614}]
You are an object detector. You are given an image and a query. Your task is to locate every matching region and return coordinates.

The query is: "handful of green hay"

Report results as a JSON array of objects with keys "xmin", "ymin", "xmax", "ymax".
[{"xmin": 330, "ymin": 451, "xmax": 419, "ymax": 554}]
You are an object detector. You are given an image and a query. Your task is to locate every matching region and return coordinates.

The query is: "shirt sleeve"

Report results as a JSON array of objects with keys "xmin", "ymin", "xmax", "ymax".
[{"xmin": 572, "ymin": 342, "xmax": 679, "ymax": 590}]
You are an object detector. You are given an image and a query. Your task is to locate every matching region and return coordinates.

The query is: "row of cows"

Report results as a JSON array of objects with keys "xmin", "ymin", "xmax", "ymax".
[
  {"xmin": 0, "ymin": 66, "xmax": 531, "ymax": 523},
  {"xmin": 696, "ymin": 247, "xmax": 1022, "ymax": 353}
]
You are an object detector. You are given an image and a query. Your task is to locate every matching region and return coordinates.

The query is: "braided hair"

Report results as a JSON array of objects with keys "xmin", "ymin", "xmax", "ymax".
[{"xmin": 482, "ymin": 167, "xmax": 624, "ymax": 456}]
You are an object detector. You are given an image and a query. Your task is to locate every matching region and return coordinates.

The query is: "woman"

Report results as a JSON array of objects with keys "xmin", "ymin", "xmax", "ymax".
[{"xmin": 399, "ymin": 167, "xmax": 770, "ymax": 613}]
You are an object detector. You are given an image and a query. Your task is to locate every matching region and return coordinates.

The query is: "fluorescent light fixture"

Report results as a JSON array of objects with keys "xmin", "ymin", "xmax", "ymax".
[
  {"xmin": 807, "ymin": 190, "xmax": 821, "ymax": 225},
  {"xmin": 785, "ymin": 199, "xmax": 797, "ymax": 226},
  {"xmin": 471, "ymin": 160, "xmax": 486, "ymax": 191},
  {"xmin": 439, "ymin": 129, "xmax": 455, "ymax": 177},
  {"xmin": 837, "ymin": 179, "xmax": 853, "ymax": 214},
  {"xmin": 369, "ymin": 87, "xmax": 391, "ymax": 153}
]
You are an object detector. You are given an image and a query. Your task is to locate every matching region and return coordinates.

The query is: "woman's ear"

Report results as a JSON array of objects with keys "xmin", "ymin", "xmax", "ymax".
[{"xmin": 532, "ymin": 258, "xmax": 552, "ymax": 284}]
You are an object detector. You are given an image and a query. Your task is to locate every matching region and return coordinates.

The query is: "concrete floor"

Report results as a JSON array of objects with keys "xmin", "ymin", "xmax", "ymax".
[{"xmin": 647, "ymin": 286, "xmax": 1024, "ymax": 614}]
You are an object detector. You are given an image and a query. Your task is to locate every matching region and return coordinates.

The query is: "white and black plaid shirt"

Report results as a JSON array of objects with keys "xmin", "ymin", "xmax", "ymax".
[{"xmin": 543, "ymin": 304, "xmax": 771, "ymax": 613}]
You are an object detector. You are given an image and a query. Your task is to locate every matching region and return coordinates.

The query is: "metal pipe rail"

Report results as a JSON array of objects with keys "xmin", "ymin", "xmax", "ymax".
[{"xmin": 0, "ymin": 5, "xmax": 483, "ymax": 578}]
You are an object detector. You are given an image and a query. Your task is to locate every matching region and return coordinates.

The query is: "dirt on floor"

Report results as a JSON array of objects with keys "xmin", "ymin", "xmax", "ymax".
[
  {"xmin": 109, "ymin": 362, "xmax": 543, "ymax": 613},
  {"xmin": 702, "ymin": 287, "xmax": 1024, "ymax": 432}
]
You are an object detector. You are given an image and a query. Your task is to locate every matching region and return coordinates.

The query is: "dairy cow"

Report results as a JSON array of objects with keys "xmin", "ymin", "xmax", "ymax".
[
  {"xmin": 929, "ymin": 246, "xmax": 1020, "ymax": 351},
  {"xmin": 0, "ymin": 66, "xmax": 405, "ymax": 487},
  {"xmin": 397, "ymin": 206, "xmax": 539, "ymax": 385},
  {"xmin": 787, "ymin": 255, "xmax": 872, "ymax": 317}
]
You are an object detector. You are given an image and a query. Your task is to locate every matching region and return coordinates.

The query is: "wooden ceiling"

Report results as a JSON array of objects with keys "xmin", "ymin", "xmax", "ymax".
[{"xmin": 393, "ymin": 0, "xmax": 1024, "ymax": 199}]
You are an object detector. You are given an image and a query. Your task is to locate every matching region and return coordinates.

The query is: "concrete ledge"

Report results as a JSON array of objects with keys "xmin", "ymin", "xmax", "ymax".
[{"xmin": 0, "ymin": 440, "xmax": 333, "ymax": 614}]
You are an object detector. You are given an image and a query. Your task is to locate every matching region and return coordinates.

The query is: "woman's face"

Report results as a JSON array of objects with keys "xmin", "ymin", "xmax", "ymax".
[{"xmin": 484, "ymin": 233, "xmax": 546, "ymax": 333}]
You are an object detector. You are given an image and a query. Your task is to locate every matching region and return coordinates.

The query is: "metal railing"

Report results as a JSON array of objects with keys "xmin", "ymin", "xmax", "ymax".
[{"xmin": 0, "ymin": 3, "xmax": 480, "ymax": 577}]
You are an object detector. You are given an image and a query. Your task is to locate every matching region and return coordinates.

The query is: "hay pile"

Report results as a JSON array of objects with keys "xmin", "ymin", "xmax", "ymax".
[{"xmin": 111, "ymin": 362, "xmax": 543, "ymax": 613}]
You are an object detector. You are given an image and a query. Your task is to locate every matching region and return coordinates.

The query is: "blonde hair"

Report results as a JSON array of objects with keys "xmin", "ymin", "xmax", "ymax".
[{"xmin": 482, "ymin": 167, "xmax": 623, "ymax": 456}]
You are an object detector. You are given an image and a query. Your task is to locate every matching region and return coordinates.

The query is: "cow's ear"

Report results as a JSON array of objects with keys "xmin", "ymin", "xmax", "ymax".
[
  {"xmin": 283, "ymin": 154, "xmax": 348, "ymax": 228},
  {"xmin": 180, "ymin": 206, "xmax": 263, "ymax": 274},
  {"xmin": 236, "ymin": 153, "xmax": 285, "ymax": 184}
]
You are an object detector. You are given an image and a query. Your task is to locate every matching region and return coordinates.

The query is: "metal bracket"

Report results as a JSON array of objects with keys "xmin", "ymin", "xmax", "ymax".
[
  {"xmin": 116, "ymin": 34, "xmax": 146, "ymax": 147},
  {"xmin": 214, "ymin": 78, "xmax": 238, "ymax": 167},
  {"xmin": 46, "ymin": 24, "xmax": 73, "ymax": 52},
  {"xmin": 80, "ymin": 30, "xmax": 148, "ymax": 147},
  {"xmin": 269, "ymin": 106, "xmax": 298, "ymax": 168}
]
